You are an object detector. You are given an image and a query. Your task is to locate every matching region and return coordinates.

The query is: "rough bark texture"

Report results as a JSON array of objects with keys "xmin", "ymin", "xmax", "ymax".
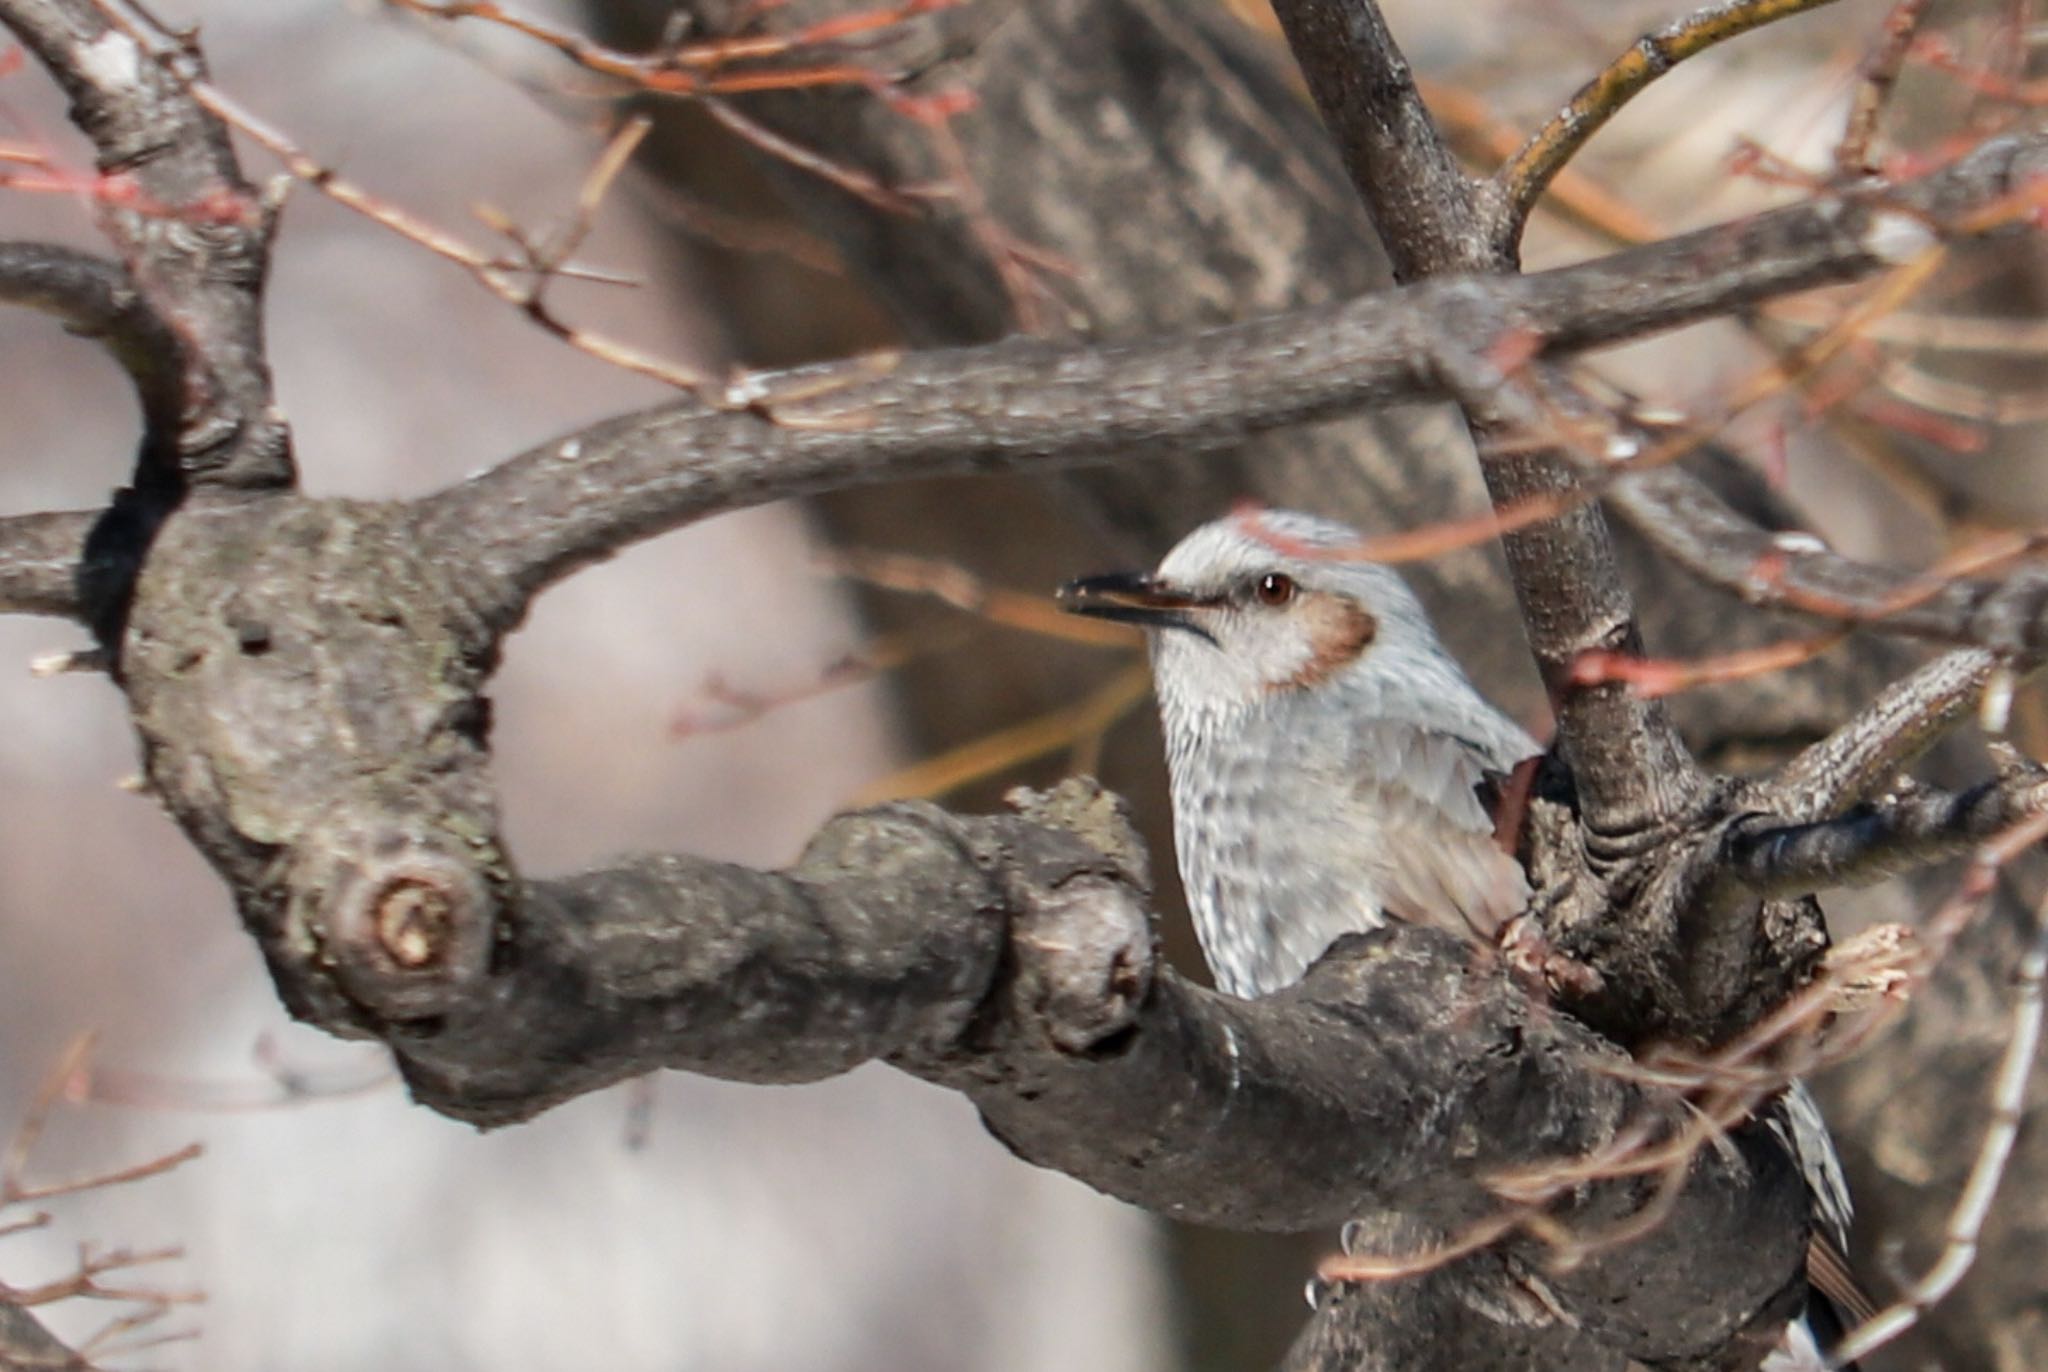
[
  {"xmin": 587, "ymin": 1, "xmax": 2047, "ymax": 1366},
  {"xmin": 4, "ymin": 0, "xmax": 2047, "ymax": 1368}
]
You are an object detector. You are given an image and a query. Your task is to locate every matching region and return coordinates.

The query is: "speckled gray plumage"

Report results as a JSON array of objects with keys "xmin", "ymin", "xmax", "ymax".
[
  {"xmin": 1114, "ymin": 509, "xmax": 1856, "ymax": 1369},
  {"xmin": 1145, "ymin": 510, "xmax": 1536, "ymax": 997}
]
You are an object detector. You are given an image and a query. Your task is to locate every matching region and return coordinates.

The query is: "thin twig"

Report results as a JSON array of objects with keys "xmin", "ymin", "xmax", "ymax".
[
  {"xmin": 2, "ymin": 1035, "xmax": 205, "ymax": 1208},
  {"xmin": 118, "ymin": 37, "xmax": 723, "ymax": 393},
  {"xmin": 383, "ymin": 0, "xmax": 962, "ymax": 92},
  {"xmin": 1494, "ymin": 0, "xmax": 1846, "ymax": 253},
  {"xmin": 1836, "ymin": 0, "xmax": 1937, "ymax": 176},
  {"xmin": 847, "ymin": 663, "xmax": 1150, "ymax": 803}
]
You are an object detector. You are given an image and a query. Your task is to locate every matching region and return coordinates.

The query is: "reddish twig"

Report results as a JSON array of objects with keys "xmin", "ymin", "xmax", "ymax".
[{"xmin": 1836, "ymin": 0, "xmax": 1936, "ymax": 176}]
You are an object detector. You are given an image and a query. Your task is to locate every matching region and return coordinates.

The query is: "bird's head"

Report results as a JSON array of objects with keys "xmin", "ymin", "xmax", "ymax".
[{"xmin": 1059, "ymin": 510, "xmax": 1454, "ymax": 730}]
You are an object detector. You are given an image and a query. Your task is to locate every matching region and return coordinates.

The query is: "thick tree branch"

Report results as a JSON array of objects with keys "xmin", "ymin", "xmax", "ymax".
[
  {"xmin": 304, "ymin": 782, "xmax": 1809, "ymax": 1364},
  {"xmin": 410, "ymin": 128, "xmax": 2048, "ymax": 633},
  {"xmin": 0, "ymin": 0, "xmax": 291, "ymax": 489},
  {"xmin": 1766, "ymin": 649, "xmax": 2000, "ymax": 819},
  {"xmin": 1726, "ymin": 770, "xmax": 2048, "ymax": 898},
  {"xmin": 0, "ymin": 511, "xmax": 99, "ymax": 619}
]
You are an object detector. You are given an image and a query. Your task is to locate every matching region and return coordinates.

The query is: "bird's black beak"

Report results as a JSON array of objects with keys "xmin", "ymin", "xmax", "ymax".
[{"xmin": 1057, "ymin": 572, "xmax": 1218, "ymax": 643}]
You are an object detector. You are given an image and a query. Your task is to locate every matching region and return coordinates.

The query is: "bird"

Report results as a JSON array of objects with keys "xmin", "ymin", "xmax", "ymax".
[{"xmin": 1059, "ymin": 507, "xmax": 1866, "ymax": 1371}]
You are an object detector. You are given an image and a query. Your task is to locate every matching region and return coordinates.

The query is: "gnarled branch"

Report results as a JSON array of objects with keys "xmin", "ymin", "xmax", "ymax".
[
  {"xmin": 0, "ymin": 0, "xmax": 291, "ymax": 489},
  {"xmin": 410, "ymin": 129, "xmax": 2048, "ymax": 635}
]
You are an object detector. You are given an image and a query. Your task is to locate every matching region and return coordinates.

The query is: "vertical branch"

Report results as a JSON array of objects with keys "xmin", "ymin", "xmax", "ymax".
[
  {"xmin": 1263, "ymin": 0, "xmax": 1703, "ymax": 833},
  {"xmin": 1263, "ymin": 0, "xmax": 1490, "ymax": 279},
  {"xmin": 0, "ymin": 0, "xmax": 292, "ymax": 490}
]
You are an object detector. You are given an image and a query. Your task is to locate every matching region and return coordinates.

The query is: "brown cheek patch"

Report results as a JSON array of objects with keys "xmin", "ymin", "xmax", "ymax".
[{"xmin": 1276, "ymin": 592, "xmax": 1377, "ymax": 690}]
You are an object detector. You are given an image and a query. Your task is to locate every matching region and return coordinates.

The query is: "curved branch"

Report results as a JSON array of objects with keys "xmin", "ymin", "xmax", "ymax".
[
  {"xmin": 414, "ymin": 127, "xmax": 2048, "ymax": 632},
  {"xmin": 343, "ymin": 785, "xmax": 1809, "ymax": 1365},
  {"xmin": 0, "ymin": 0, "xmax": 292, "ymax": 489},
  {"xmin": 1608, "ymin": 465, "xmax": 2048, "ymax": 657},
  {"xmin": 1493, "ymin": 0, "xmax": 1845, "ymax": 252},
  {"xmin": 0, "ymin": 241, "xmax": 183, "ymax": 461}
]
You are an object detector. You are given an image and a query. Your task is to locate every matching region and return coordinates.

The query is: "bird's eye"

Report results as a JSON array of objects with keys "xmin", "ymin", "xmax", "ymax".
[{"xmin": 1254, "ymin": 572, "xmax": 1297, "ymax": 606}]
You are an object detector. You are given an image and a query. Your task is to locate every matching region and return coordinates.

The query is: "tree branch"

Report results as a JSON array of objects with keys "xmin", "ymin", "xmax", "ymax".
[
  {"xmin": 411, "ymin": 128, "xmax": 2048, "ymax": 632},
  {"xmin": 0, "ymin": 0, "xmax": 292, "ymax": 489},
  {"xmin": 1264, "ymin": 0, "xmax": 1486, "ymax": 280},
  {"xmin": 0, "ymin": 243, "xmax": 183, "ymax": 461},
  {"xmin": 1726, "ymin": 770, "xmax": 2048, "ymax": 898},
  {"xmin": 0, "ymin": 511, "xmax": 99, "ymax": 619},
  {"xmin": 1766, "ymin": 649, "xmax": 2000, "ymax": 819},
  {"xmin": 1493, "ymin": 0, "xmax": 1846, "ymax": 253},
  {"xmin": 292, "ymin": 781, "xmax": 1811, "ymax": 1364},
  {"xmin": 1607, "ymin": 464, "xmax": 2048, "ymax": 656},
  {"xmin": 1262, "ymin": 0, "xmax": 1707, "ymax": 839}
]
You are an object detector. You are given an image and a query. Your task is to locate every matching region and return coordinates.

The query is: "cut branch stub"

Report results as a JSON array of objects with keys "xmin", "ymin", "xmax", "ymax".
[
  {"xmin": 293, "ymin": 828, "xmax": 497, "ymax": 1020},
  {"xmin": 115, "ymin": 492, "xmax": 504, "ymax": 1031}
]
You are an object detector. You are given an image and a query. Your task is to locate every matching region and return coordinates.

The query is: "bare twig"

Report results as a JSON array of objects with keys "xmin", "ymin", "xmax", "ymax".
[
  {"xmin": 382, "ymin": 0, "xmax": 964, "ymax": 96},
  {"xmin": 2, "ymin": 1243, "xmax": 197, "ymax": 1308},
  {"xmin": 1836, "ymin": 0, "xmax": 1937, "ymax": 176},
  {"xmin": 1495, "ymin": 0, "xmax": 1846, "ymax": 252},
  {"xmin": 818, "ymin": 546, "xmax": 1138, "ymax": 647},
  {"xmin": 2, "ymin": 1035, "xmax": 205, "ymax": 1208},
  {"xmin": 847, "ymin": 662, "xmax": 1150, "ymax": 802},
  {"xmin": 163, "ymin": 65, "xmax": 720, "ymax": 393},
  {"xmin": 1568, "ymin": 628, "xmax": 1854, "ymax": 698}
]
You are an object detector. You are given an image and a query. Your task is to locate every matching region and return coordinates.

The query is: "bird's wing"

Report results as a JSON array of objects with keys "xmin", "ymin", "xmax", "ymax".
[
  {"xmin": 1768, "ymin": 1082, "xmax": 1876, "ymax": 1369},
  {"xmin": 1346, "ymin": 719, "xmax": 1534, "ymax": 942}
]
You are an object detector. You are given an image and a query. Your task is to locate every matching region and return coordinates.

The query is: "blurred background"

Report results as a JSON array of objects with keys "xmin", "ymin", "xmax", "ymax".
[{"xmin": 0, "ymin": 0, "xmax": 2043, "ymax": 1369}]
